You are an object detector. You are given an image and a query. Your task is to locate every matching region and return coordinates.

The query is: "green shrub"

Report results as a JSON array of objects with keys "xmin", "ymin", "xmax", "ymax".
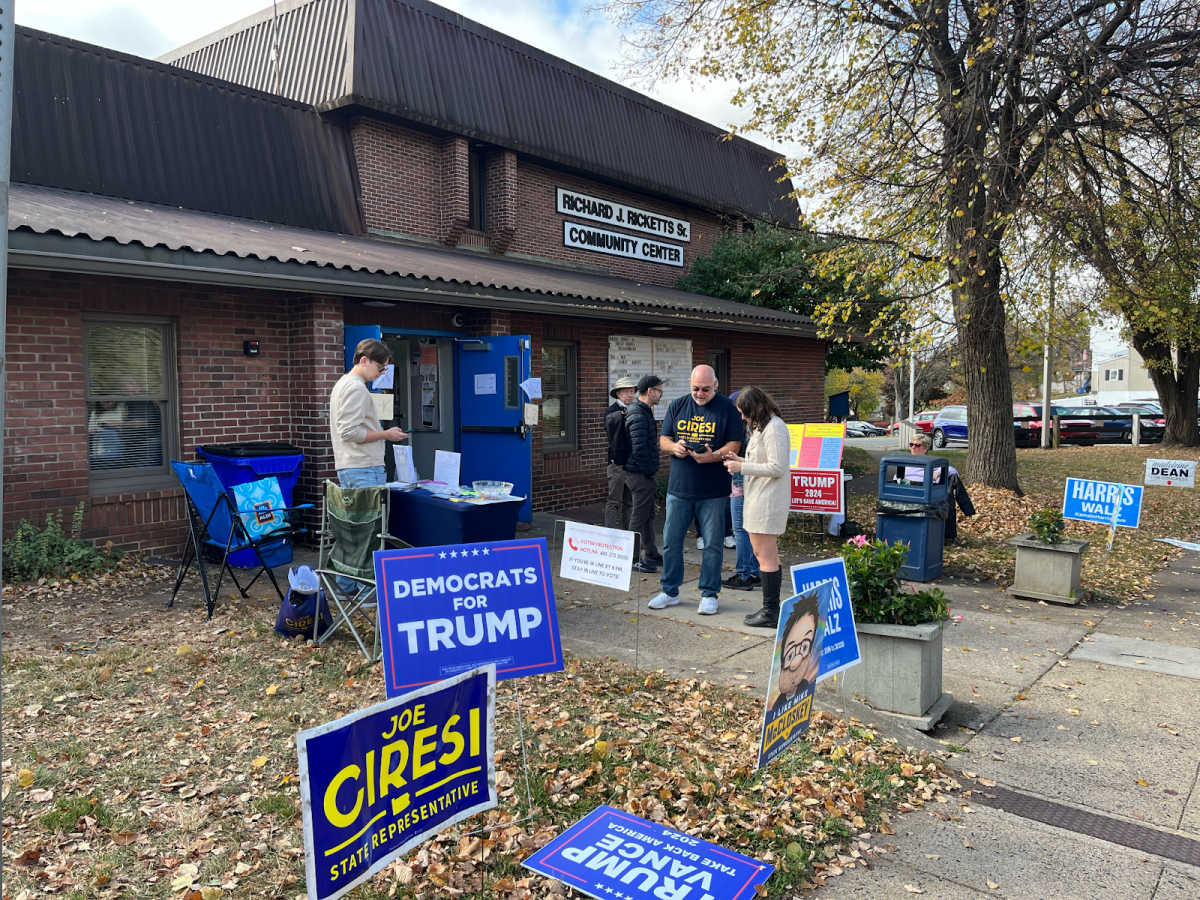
[
  {"xmin": 3, "ymin": 503, "xmax": 124, "ymax": 582},
  {"xmin": 1029, "ymin": 508, "xmax": 1066, "ymax": 544},
  {"xmin": 843, "ymin": 536, "xmax": 949, "ymax": 625}
]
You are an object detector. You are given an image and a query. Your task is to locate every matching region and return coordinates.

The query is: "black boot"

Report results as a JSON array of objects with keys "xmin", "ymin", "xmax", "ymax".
[{"xmin": 744, "ymin": 569, "xmax": 781, "ymax": 627}]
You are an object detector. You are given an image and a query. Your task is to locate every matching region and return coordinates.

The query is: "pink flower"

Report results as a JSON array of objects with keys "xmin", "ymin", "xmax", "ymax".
[{"xmin": 846, "ymin": 534, "xmax": 869, "ymax": 547}]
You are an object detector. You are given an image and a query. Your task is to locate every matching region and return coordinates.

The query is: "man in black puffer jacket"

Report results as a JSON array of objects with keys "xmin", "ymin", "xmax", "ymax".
[{"xmin": 624, "ymin": 375, "xmax": 664, "ymax": 572}]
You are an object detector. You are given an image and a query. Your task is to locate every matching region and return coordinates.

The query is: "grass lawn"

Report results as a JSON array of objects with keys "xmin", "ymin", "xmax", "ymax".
[
  {"xmin": 784, "ymin": 444, "xmax": 1198, "ymax": 600},
  {"xmin": 2, "ymin": 602, "xmax": 958, "ymax": 900}
]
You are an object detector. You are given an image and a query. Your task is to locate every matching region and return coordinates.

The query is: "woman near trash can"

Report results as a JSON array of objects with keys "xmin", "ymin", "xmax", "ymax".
[{"xmin": 723, "ymin": 387, "xmax": 792, "ymax": 627}]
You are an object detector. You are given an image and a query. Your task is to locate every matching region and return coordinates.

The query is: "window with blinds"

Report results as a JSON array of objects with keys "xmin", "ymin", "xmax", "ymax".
[{"xmin": 83, "ymin": 317, "xmax": 176, "ymax": 489}]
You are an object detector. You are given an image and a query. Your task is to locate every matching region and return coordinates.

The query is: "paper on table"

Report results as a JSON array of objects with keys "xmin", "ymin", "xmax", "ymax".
[
  {"xmin": 370, "ymin": 393, "xmax": 394, "ymax": 421},
  {"xmin": 474, "ymin": 373, "xmax": 497, "ymax": 395},
  {"xmin": 393, "ymin": 445, "xmax": 418, "ymax": 484},
  {"xmin": 434, "ymin": 450, "xmax": 461, "ymax": 488},
  {"xmin": 519, "ymin": 377, "xmax": 542, "ymax": 399},
  {"xmin": 372, "ymin": 364, "xmax": 394, "ymax": 390},
  {"xmin": 523, "ymin": 402, "xmax": 539, "ymax": 427}
]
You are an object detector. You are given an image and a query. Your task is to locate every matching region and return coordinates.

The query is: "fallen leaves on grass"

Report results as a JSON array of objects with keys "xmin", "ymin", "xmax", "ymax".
[{"xmin": 2, "ymin": 603, "xmax": 960, "ymax": 899}]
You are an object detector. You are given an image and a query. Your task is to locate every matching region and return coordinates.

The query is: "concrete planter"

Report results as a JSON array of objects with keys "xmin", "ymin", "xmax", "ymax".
[
  {"xmin": 1008, "ymin": 534, "xmax": 1090, "ymax": 605},
  {"xmin": 827, "ymin": 620, "xmax": 951, "ymax": 729}
]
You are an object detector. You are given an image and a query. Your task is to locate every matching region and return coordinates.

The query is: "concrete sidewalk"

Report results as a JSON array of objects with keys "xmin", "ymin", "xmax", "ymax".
[{"xmin": 527, "ymin": 504, "xmax": 1200, "ymax": 899}]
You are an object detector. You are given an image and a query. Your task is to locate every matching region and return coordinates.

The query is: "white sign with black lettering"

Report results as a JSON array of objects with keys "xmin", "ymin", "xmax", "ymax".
[
  {"xmin": 559, "ymin": 522, "xmax": 635, "ymax": 592},
  {"xmin": 563, "ymin": 222, "xmax": 684, "ymax": 268},
  {"xmin": 556, "ymin": 187, "xmax": 690, "ymax": 242},
  {"xmin": 1144, "ymin": 458, "xmax": 1195, "ymax": 488}
]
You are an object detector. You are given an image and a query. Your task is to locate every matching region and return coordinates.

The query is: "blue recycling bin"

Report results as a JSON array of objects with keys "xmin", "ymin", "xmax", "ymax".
[
  {"xmin": 197, "ymin": 442, "xmax": 305, "ymax": 569},
  {"xmin": 876, "ymin": 455, "xmax": 949, "ymax": 582}
]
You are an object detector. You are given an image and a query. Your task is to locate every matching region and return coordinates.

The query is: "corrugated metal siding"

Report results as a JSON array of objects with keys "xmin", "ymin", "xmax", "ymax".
[
  {"xmin": 11, "ymin": 183, "xmax": 819, "ymax": 333},
  {"xmin": 160, "ymin": 0, "xmax": 798, "ymax": 223},
  {"xmin": 165, "ymin": 0, "xmax": 351, "ymax": 108},
  {"xmin": 13, "ymin": 27, "xmax": 364, "ymax": 235}
]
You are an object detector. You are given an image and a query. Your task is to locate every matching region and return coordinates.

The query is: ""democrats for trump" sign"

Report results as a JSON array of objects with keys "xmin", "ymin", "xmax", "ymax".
[
  {"xmin": 297, "ymin": 666, "xmax": 496, "ymax": 900},
  {"xmin": 374, "ymin": 538, "xmax": 564, "ymax": 694},
  {"xmin": 1062, "ymin": 478, "xmax": 1143, "ymax": 528}
]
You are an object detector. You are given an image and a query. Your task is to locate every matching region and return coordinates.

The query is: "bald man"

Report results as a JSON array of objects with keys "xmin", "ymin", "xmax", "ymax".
[{"xmin": 648, "ymin": 365, "xmax": 745, "ymax": 616}]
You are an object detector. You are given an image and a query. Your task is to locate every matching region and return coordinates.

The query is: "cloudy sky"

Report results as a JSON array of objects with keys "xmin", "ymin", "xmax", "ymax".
[{"xmin": 18, "ymin": 0, "xmax": 792, "ymax": 160}]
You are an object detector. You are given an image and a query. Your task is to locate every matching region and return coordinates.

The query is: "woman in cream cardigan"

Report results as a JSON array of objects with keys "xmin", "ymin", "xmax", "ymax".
[{"xmin": 723, "ymin": 387, "xmax": 792, "ymax": 627}]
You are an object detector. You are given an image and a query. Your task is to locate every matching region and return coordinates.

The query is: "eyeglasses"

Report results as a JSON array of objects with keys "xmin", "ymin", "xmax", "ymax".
[
  {"xmin": 691, "ymin": 385, "xmax": 714, "ymax": 394},
  {"xmin": 782, "ymin": 638, "xmax": 813, "ymax": 670},
  {"xmin": 909, "ymin": 442, "xmax": 923, "ymax": 448}
]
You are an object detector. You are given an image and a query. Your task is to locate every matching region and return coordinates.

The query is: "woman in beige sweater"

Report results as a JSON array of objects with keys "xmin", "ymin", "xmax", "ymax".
[{"xmin": 723, "ymin": 387, "xmax": 792, "ymax": 627}]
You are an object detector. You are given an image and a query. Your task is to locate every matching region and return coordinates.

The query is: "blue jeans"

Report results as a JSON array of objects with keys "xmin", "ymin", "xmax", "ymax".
[
  {"xmin": 661, "ymin": 495, "xmax": 727, "ymax": 598},
  {"xmin": 334, "ymin": 466, "xmax": 386, "ymax": 593},
  {"xmin": 730, "ymin": 495, "xmax": 760, "ymax": 579}
]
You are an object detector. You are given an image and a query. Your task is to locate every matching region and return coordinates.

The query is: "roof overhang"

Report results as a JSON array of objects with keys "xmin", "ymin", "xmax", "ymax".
[{"xmin": 9, "ymin": 184, "xmax": 831, "ymax": 339}]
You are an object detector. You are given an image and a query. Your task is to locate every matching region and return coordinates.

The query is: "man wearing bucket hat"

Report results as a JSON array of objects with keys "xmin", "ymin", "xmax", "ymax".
[{"xmin": 604, "ymin": 377, "xmax": 638, "ymax": 530}]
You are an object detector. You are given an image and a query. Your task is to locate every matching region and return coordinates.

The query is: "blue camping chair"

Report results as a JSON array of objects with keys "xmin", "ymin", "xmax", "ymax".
[{"xmin": 169, "ymin": 460, "xmax": 311, "ymax": 619}]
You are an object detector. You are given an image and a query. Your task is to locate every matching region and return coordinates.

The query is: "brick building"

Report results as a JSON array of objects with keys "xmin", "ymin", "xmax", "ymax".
[{"xmin": 6, "ymin": 0, "xmax": 829, "ymax": 555}]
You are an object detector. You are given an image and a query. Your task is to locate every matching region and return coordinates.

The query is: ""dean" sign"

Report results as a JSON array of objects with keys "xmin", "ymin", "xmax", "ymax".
[{"xmin": 1144, "ymin": 459, "xmax": 1195, "ymax": 488}]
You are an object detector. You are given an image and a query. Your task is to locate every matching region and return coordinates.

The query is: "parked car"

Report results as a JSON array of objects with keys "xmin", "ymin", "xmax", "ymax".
[
  {"xmin": 1099, "ymin": 405, "xmax": 1165, "ymax": 443},
  {"xmin": 1013, "ymin": 403, "xmax": 1101, "ymax": 447},
  {"xmin": 886, "ymin": 410, "xmax": 937, "ymax": 435},
  {"xmin": 845, "ymin": 421, "xmax": 886, "ymax": 437},
  {"xmin": 930, "ymin": 405, "xmax": 968, "ymax": 448}
]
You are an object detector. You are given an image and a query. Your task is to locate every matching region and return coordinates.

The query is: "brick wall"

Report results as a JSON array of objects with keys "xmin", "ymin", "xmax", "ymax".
[
  {"xmin": 4, "ymin": 270, "xmax": 342, "ymax": 555},
  {"xmin": 350, "ymin": 118, "xmax": 443, "ymax": 242},
  {"xmin": 5, "ymin": 268, "xmax": 823, "ymax": 551},
  {"xmin": 346, "ymin": 116, "xmax": 725, "ymax": 287}
]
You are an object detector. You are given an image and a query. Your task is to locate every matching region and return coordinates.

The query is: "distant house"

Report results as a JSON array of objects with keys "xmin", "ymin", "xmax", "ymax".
[{"xmin": 6, "ymin": 0, "xmax": 828, "ymax": 554}]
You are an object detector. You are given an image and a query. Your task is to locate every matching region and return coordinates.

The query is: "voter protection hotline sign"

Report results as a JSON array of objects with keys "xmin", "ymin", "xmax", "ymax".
[
  {"xmin": 1062, "ymin": 478, "xmax": 1144, "ymax": 528},
  {"xmin": 297, "ymin": 666, "xmax": 496, "ymax": 900},
  {"xmin": 523, "ymin": 805, "xmax": 772, "ymax": 900},
  {"xmin": 375, "ymin": 538, "xmax": 563, "ymax": 694}
]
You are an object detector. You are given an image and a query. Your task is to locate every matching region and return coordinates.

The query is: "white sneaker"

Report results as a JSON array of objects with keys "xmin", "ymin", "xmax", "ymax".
[
  {"xmin": 648, "ymin": 592, "xmax": 679, "ymax": 610},
  {"xmin": 698, "ymin": 595, "xmax": 719, "ymax": 615},
  {"xmin": 695, "ymin": 536, "xmax": 706, "ymax": 550},
  {"xmin": 723, "ymin": 535, "xmax": 736, "ymax": 549}
]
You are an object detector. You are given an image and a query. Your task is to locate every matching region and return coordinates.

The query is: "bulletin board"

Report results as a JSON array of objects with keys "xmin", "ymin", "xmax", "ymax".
[{"xmin": 608, "ymin": 335, "xmax": 693, "ymax": 420}]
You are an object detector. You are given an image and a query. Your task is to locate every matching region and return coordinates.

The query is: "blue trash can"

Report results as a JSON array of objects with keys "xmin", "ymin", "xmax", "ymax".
[
  {"xmin": 876, "ymin": 455, "xmax": 949, "ymax": 582},
  {"xmin": 197, "ymin": 442, "xmax": 305, "ymax": 569}
]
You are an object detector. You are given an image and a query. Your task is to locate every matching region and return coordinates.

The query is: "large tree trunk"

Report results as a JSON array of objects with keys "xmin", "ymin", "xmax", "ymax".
[
  {"xmin": 1131, "ymin": 332, "xmax": 1200, "ymax": 446},
  {"xmin": 951, "ymin": 253, "xmax": 1022, "ymax": 492}
]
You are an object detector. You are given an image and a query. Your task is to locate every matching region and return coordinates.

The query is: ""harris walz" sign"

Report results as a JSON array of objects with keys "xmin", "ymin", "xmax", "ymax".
[
  {"xmin": 563, "ymin": 222, "xmax": 684, "ymax": 268},
  {"xmin": 556, "ymin": 187, "xmax": 690, "ymax": 241}
]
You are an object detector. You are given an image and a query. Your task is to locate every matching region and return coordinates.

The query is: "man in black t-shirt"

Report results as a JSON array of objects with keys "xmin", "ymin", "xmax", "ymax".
[{"xmin": 648, "ymin": 365, "xmax": 744, "ymax": 616}]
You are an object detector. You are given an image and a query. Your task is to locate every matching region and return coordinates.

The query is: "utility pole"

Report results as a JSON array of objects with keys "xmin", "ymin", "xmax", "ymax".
[
  {"xmin": 0, "ymin": 0, "xmax": 17, "ymax": 829},
  {"xmin": 1040, "ymin": 265, "xmax": 1056, "ymax": 448},
  {"xmin": 909, "ymin": 351, "xmax": 916, "ymax": 419}
]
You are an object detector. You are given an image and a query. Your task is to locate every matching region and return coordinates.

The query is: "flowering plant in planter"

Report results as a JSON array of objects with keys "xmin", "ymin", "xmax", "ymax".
[{"xmin": 843, "ymin": 535, "xmax": 949, "ymax": 626}]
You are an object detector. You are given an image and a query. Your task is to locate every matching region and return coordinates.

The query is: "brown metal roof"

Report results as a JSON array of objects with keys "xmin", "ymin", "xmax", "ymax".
[
  {"xmin": 13, "ymin": 26, "xmax": 365, "ymax": 235},
  {"xmin": 10, "ymin": 183, "xmax": 822, "ymax": 336},
  {"xmin": 160, "ymin": 0, "xmax": 798, "ymax": 224}
]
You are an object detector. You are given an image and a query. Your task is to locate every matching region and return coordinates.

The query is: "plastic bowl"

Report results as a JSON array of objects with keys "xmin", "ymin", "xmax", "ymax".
[
  {"xmin": 472, "ymin": 480, "xmax": 514, "ymax": 500},
  {"xmin": 420, "ymin": 480, "xmax": 457, "ymax": 496}
]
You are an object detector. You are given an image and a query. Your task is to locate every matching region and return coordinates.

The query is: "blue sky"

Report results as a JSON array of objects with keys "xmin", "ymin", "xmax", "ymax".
[{"xmin": 18, "ymin": 0, "xmax": 792, "ymax": 159}]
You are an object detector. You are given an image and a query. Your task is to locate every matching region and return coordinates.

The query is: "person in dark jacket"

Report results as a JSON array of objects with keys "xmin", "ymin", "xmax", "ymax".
[
  {"xmin": 624, "ymin": 375, "xmax": 664, "ymax": 572},
  {"xmin": 605, "ymin": 377, "xmax": 638, "ymax": 529},
  {"xmin": 944, "ymin": 472, "xmax": 976, "ymax": 542}
]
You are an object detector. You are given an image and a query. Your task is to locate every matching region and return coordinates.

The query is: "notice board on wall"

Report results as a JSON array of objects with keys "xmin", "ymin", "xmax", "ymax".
[{"xmin": 608, "ymin": 335, "xmax": 693, "ymax": 420}]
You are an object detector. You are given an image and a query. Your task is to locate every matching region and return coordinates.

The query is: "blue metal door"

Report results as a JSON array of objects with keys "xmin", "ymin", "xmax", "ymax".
[
  {"xmin": 456, "ymin": 336, "xmax": 533, "ymax": 521},
  {"xmin": 343, "ymin": 325, "xmax": 382, "ymax": 372}
]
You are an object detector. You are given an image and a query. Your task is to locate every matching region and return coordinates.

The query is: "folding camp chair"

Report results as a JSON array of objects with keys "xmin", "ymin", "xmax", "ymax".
[
  {"xmin": 169, "ymin": 460, "xmax": 310, "ymax": 619},
  {"xmin": 314, "ymin": 481, "xmax": 408, "ymax": 661}
]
